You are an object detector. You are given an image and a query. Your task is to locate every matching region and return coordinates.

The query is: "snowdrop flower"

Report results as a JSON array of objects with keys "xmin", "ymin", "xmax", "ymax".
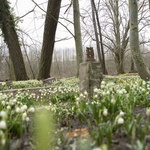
[
  {"xmin": 118, "ymin": 117, "xmax": 124, "ymax": 125},
  {"xmin": 84, "ymin": 91, "xmax": 88, "ymax": 96},
  {"xmin": 102, "ymin": 91, "xmax": 106, "ymax": 96},
  {"xmin": 6, "ymin": 105, "xmax": 11, "ymax": 110},
  {"xmin": 76, "ymin": 97, "xmax": 80, "ymax": 101},
  {"xmin": 94, "ymin": 88, "xmax": 99, "ymax": 93},
  {"xmin": 101, "ymin": 84, "xmax": 105, "ymax": 89},
  {"xmin": 1, "ymin": 138, "xmax": 6, "ymax": 145},
  {"xmin": 12, "ymin": 99, "xmax": 17, "ymax": 103},
  {"xmin": 1, "ymin": 101, "xmax": 5, "ymax": 105},
  {"xmin": 20, "ymin": 105, "xmax": 28, "ymax": 112},
  {"xmin": 141, "ymin": 88, "xmax": 145, "ymax": 92},
  {"xmin": 28, "ymin": 107, "xmax": 35, "ymax": 113},
  {"xmin": 25, "ymin": 117, "xmax": 30, "ymax": 122},
  {"xmin": 0, "ymin": 111, "xmax": 7, "ymax": 119},
  {"xmin": 106, "ymin": 90, "xmax": 110, "ymax": 95},
  {"xmin": 92, "ymin": 147, "xmax": 101, "ymax": 150},
  {"xmin": 119, "ymin": 111, "xmax": 125, "ymax": 116},
  {"xmin": 80, "ymin": 93, "xmax": 84, "ymax": 98},
  {"xmin": 22, "ymin": 112, "xmax": 27, "ymax": 121},
  {"xmin": 94, "ymin": 94, "xmax": 98, "ymax": 98},
  {"xmin": 117, "ymin": 90, "xmax": 124, "ymax": 94},
  {"xmin": 111, "ymin": 98, "xmax": 116, "ymax": 104},
  {"xmin": 107, "ymin": 82, "xmax": 115, "ymax": 87},
  {"xmin": 103, "ymin": 108, "xmax": 108, "ymax": 116},
  {"xmin": 0, "ymin": 121, "xmax": 7, "ymax": 129},
  {"xmin": 15, "ymin": 107, "xmax": 20, "ymax": 113},
  {"xmin": 146, "ymin": 108, "xmax": 150, "ymax": 116},
  {"xmin": 0, "ymin": 130, "xmax": 3, "ymax": 135},
  {"xmin": 101, "ymin": 81, "xmax": 105, "ymax": 85}
]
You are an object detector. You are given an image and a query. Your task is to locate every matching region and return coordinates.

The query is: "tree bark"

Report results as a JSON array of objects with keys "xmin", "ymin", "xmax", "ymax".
[
  {"xmin": 114, "ymin": 52, "xmax": 124, "ymax": 74},
  {"xmin": 91, "ymin": 0, "xmax": 107, "ymax": 74},
  {"xmin": 129, "ymin": 0, "xmax": 150, "ymax": 80},
  {"xmin": 38, "ymin": 0, "xmax": 62, "ymax": 79},
  {"xmin": 90, "ymin": 0, "xmax": 102, "ymax": 65},
  {"xmin": 0, "ymin": 0, "xmax": 29, "ymax": 80},
  {"xmin": 73, "ymin": 0, "xmax": 83, "ymax": 77},
  {"xmin": 129, "ymin": 57, "xmax": 137, "ymax": 73}
]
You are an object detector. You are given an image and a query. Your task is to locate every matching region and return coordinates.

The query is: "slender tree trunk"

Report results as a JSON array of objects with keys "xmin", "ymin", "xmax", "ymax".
[
  {"xmin": 91, "ymin": 0, "xmax": 107, "ymax": 74},
  {"xmin": 129, "ymin": 0, "xmax": 150, "ymax": 80},
  {"xmin": 73, "ymin": 0, "xmax": 83, "ymax": 77},
  {"xmin": 0, "ymin": 0, "xmax": 29, "ymax": 80},
  {"xmin": 38, "ymin": 0, "xmax": 62, "ymax": 79},
  {"xmin": 22, "ymin": 42, "xmax": 35, "ymax": 79},
  {"xmin": 90, "ymin": 0, "xmax": 102, "ymax": 65}
]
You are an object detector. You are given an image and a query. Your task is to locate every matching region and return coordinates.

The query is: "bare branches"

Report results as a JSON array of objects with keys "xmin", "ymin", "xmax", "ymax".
[
  {"xmin": 20, "ymin": 6, "xmax": 36, "ymax": 19},
  {"xmin": 31, "ymin": 0, "xmax": 74, "ymax": 37}
]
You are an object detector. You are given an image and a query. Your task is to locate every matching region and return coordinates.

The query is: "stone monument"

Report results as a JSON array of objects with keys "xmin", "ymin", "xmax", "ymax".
[{"xmin": 79, "ymin": 47, "xmax": 103, "ymax": 97}]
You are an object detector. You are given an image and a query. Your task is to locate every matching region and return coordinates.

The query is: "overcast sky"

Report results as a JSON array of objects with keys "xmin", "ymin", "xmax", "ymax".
[{"xmin": 9, "ymin": 0, "xmax": 86, "ymax": 49}]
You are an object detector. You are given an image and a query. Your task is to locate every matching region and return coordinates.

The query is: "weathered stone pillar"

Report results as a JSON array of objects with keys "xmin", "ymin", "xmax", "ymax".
[{"xmin": 79, "ymin": 47, "xmax": 103, "ymax": 97}]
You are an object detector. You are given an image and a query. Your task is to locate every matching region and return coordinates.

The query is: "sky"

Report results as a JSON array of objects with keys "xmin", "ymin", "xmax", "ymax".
[{"xmin": 9, "ymin": 0, "xmax": 82, "ymax": 49}]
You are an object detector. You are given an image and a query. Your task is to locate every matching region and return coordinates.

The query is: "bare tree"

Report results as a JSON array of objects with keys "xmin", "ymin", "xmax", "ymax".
[
  {"xmin": 129, "ymin": 0, "xmax": 150, "ymax": 80},
  {"xmin": 101, "ymin": 0, "xmax": 130, "ymax": 74},
  {"xmin": 90, "ymin": 0, "xmax": 107, "ymax": 74}
]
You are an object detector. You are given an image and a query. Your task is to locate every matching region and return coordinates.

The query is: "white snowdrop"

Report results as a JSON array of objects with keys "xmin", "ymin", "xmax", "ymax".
[
  {"xmin": 94, "ymin": 88, "xmax": 99, "ymax": 93},
  {"xmin": 1, "ymin": 139, "xmax": 6, "ymax": 145},
  {"xmin": 15, "ymin": 107, "xmax": 20, "ymax": 113},
  {"xmin": 119, "ymin": 111, "xmax": 125, "ymax": 116},
  {"xmin": 22, "ymin": 112, "xmax": 27, "ymax": 121},
  {"xmin": 20, "ymin": 105, "xmax": 28, "ymax": 112},
  {"xmin": 92, "ymin": 147, "xmax": 101, "ymax": 150},
  {"xmin": 0, "ymin": 111, "xmax": 7, "ymax": 119},
  {"xmin": 118, "ymin": 117, "xmax": 124, "ymax": 125},
  {"xmin": 103, "ymin": 108, "xmax": 108, "ymax": 116},
  {"xmin": 1, "ymin": 101, "xmax": 5, "ymax": 105},
  {"xmin": 25, "ymin": 117, "xmax": 30, "ymax": 122},
  {"xmin": 28, "ymin": 107, "xmax": 35, "ymax": 113},
  {"xmin": 111, "ymin": 98, "xmax": 116, "ymax": 104},
  {"xmin": 76, "ymin": 97, "xmax": 80, "ymax": 101},
  {"xmin": 146, "ymin": 108, "xmax": 150, "ymax": 116},
  {"xmin": 0, "ymin": 121, "xmax": 7, "ymax": 129},
  {"xmin": 6, "ymin": 105, "xmax": 11, "ymax": 110}
]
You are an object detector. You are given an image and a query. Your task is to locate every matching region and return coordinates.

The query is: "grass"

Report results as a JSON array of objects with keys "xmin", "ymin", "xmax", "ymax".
[{"xmin": 0, "ymin": 76, "xmax": 150, "ymax": 149}]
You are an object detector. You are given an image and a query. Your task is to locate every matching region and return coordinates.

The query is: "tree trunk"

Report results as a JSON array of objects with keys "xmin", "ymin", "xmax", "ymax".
[
  {"xmin": 114, "ymin": 52, "xmax": 125, "ymax": 74},
  {"xmin": 129, "ymin": 0, "xmax": 150, "ymax": 80},
  {"xmin": 9, "ymin": 56, "xmax": 16, "ymax": 80},
  {"xmin": 38, "ymin": 0, "xmax": 62, "ymax": 79},
  {"xmin": 73, "ymin": 0, "xmax": 83, "ymax": 77},
  {"xmin": 129, "ymin": 57, "xmax": 137, "ymax": 73},
  {"xmin": 0, "ymin": 0, "xmax": 29, "ymax": 80},
  {"xmin": 22, "ymin": 42, "xmax": 36, "ymax": 79},
  {"xmin": 90, "ymin": 0, "xmax": 102, "ymax": 65},
  {"xmin": 91, "ymin": 0, "xmax": 107, "ymax": 74}
]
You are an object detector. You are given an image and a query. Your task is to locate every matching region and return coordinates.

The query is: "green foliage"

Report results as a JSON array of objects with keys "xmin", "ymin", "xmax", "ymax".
[{"xmin": 0, "ymin": 76, "xmax": 150, "ymax": 149}]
